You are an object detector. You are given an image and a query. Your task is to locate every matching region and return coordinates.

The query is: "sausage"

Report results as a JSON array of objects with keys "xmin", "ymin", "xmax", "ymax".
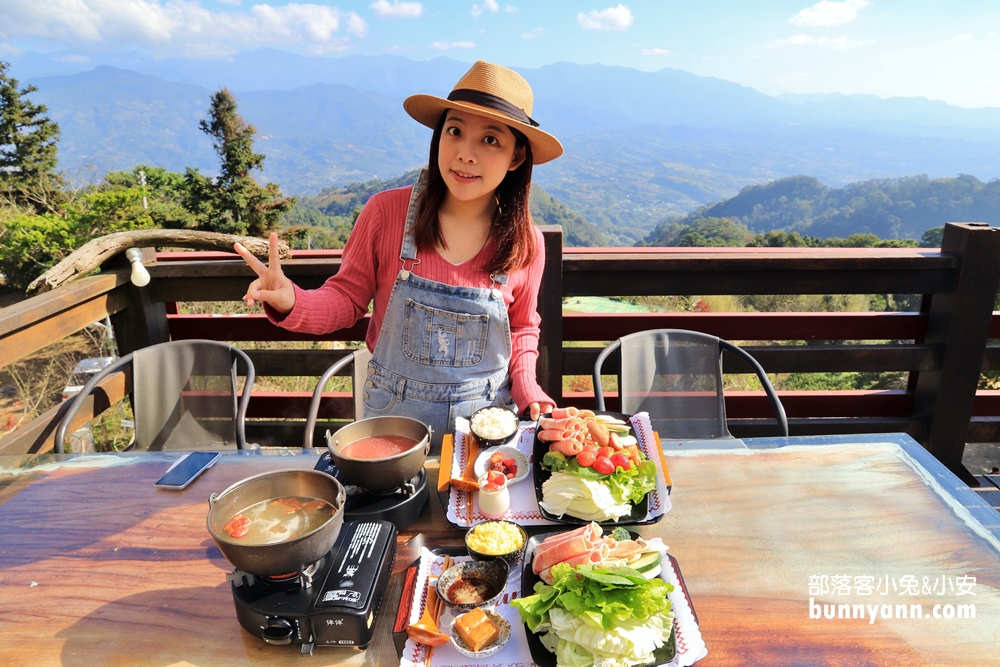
[{"xmin": 586, "ymin": 421, "xmax": 610, "ymax": 447}]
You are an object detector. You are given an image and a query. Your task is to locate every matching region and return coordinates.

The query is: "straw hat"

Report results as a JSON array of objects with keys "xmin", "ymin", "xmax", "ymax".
[{"xmin": 403, "ymin": 60, "xmax": 563, "ymax": 164}]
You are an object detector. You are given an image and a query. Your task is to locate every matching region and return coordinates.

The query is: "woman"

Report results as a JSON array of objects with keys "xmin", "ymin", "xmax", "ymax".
[{"xmin": 234, "ymin": 61, "xmax": 562, "ymax": 450}]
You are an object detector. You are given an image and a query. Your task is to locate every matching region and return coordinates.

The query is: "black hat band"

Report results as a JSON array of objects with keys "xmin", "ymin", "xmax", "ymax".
[{"xmin": 447, "ymin": 89, "xmax": 540, "ymax": 127}]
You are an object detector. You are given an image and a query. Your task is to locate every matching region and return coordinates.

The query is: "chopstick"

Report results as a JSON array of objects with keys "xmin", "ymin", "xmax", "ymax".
[
  {"xmin": 463, "ymin": 433, "xmax": 474, "ymax": 525},
  {"xmin": 425, "ymin": 555, "xmax": 453, "ymax": 666}
]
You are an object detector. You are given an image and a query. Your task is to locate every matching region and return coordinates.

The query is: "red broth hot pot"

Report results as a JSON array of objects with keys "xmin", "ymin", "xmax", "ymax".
[{"xmin": 326, "ymin": 416, "xmax": 431, "ymax": 492}]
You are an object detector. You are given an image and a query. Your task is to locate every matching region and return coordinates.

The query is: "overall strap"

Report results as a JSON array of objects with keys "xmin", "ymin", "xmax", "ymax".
[{"xmin": 399, "ymin": 169, "xmax": 428, "ymax": 271}]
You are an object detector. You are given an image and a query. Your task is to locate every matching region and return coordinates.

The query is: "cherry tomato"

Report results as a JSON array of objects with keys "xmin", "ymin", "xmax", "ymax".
[
  {"xmin": 593, "ymin": 457, "xmax": 615, "ymax": 475},
  {"xmin": 577, "ymin": 449, "xmax": 597, "ymax": 467},
  {"xmin": 610, "ymin": 453, "xmax": 631, "ymax": 471}
]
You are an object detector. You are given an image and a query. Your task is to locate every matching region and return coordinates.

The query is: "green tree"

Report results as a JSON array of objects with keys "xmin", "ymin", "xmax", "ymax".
[
  {"xmin": 920, "ymin": 226, "xmax": 945, "ymax": 248},
  {"xmin": 104, "ymin": 164, "xmax": 195, "ymax": 229},
  {"xmin": 0, "ymin": 61, "xmax": 66, "ymax": 213},
  {"xmin": 184, "ymin": 89, "xmax": 292, "ymax": 236},
  {"xmin": 676, "ymin": 217, "xmax": 753, "ymax": 247},
  {"xmin": 0, "ymin": 188, "xmax": 154, "ymax": 291}
]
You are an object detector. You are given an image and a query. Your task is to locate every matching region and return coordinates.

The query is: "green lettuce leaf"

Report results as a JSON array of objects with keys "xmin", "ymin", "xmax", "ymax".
[
  {"xmin": 511, "ymin": 563, "xmax": 674, "ymax": 634},
  {"xmin": 564, "ymin": 457, "xmax": 658, "ymax": 506}
]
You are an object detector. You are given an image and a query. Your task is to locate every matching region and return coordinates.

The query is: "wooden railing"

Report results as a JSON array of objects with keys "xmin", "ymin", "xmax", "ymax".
[{"xmin": 2, "ymin": 222, "xmax": 999, "ymax": 485}]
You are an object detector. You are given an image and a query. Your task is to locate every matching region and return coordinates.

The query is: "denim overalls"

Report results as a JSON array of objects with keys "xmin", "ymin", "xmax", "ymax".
[{"xmin": 362, "ymin": 172, "xmax": 514, "ymax": 453}]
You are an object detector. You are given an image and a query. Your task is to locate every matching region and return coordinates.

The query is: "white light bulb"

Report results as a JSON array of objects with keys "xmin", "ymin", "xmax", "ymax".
[{"xmin": 125, "ymin": 247, "xmax": 151, "ymax": 287}]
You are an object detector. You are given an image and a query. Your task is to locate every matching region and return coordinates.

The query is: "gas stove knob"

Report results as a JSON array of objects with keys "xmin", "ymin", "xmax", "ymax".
[{"xmin": 262, "ymin": 617, "xmax": 295, "ymax": 645}]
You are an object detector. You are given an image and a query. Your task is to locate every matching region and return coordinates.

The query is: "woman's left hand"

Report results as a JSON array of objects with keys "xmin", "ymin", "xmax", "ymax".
[{"xmin": 528, "ymin": 402, "xmax": 555, "ymax": 421}]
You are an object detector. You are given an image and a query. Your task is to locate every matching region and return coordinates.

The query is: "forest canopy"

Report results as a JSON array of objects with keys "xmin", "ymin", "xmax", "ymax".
[{"xmin": 645, "ymin": 174, "xmax": 999, "ymax": 245}]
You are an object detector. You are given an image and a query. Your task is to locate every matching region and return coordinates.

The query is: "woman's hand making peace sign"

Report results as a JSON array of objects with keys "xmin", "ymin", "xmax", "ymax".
[{"xmin": 234, "ymin": 232, "xmax": 297, "ymax": 314}]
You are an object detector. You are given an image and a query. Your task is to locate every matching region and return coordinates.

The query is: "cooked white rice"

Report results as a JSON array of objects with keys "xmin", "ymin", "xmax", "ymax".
[{"xmin": 471, "ymin": 408, "xmax": 518, "ymax": 440}]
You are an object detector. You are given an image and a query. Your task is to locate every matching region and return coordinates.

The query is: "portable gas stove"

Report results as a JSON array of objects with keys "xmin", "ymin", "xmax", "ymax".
[
  {"xmin": 314, "ymin": 451, "xmax": 430, "ymax": 530},
  {"xmin": 228, "ymin": 519, "xmax": 397, "ymax": 654}
]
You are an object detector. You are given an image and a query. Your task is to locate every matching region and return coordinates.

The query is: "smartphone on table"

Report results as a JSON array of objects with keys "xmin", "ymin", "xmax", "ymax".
[{"xmin": 154, "ymin": 452, "xmax": 221, "ymax": 490}]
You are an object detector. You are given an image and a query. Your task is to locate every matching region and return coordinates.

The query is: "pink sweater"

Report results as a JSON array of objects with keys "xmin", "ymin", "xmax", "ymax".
[{"xmin": 268, "ymin": 184, "xmax": 553, "ymax": 411}]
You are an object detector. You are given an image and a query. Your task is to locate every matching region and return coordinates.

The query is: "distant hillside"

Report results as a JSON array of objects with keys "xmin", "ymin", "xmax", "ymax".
[
  {"xmin": 298, "ymin": 171, "xmax": 609, "ymax": 247},
  {"xmin": 30, "ymin": 66, "xmax": 427, "ymax": 189},
  {"xmin": 644, "ymin": 174, "xmax": 1000, "ymax": 244},
  {"xmin": 16, "ymin": 55, "xmax": 1000, "ymax": 243}
]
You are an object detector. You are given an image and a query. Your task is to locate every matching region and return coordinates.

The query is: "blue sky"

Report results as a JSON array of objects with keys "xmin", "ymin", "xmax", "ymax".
[{"xmin": 1, "ymin": 1, "xmax": 998, "ymax": 108}]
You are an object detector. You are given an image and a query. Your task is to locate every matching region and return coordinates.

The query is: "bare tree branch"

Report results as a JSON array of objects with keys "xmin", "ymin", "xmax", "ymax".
[{"xmin": 26, "ymin": 229, "xmax": 289, "ymax": 295}]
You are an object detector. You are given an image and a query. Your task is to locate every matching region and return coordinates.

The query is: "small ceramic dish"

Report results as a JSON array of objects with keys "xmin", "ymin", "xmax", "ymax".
[
  {"xmin": 449, "ymin": 609, "xmax": 511, "ymax": 659},
  {"xmin": 435, "ymin": 559, "xmax": 509, "ymax": 613},
  {"xmin": 465, "ymin": 520, "xmax": 528, "ymax": 565},
  {"xmin": 469, "ymin": 406, "xmax": 521, "ymax": 448},
  {"xmin": 473, "ymin": 445, "xmax": 529, "ymax": 486}
]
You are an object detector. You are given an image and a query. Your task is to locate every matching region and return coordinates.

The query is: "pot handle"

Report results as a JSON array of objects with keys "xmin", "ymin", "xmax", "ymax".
[{"xmin": 209, "ymin": 492, "xmax": 219, "ymax": 507}]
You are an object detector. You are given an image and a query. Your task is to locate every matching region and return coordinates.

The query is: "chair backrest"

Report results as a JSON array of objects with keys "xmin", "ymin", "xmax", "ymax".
[
  {"xmin": 594, "ymin": 329, "xmax": 788, "ymax": 439},
  {"xmin": 303, "ymin": 348, "xmax": 371, "ymax": 449},
  {"xmin": 55, "ymin": 339, "xmax": 254, "ymax": 453}
]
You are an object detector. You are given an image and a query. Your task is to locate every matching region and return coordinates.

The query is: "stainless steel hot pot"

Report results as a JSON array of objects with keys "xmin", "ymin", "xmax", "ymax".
[{"xmin": 206, "ymin": 469, "xmax": 346, "ymax": 577}]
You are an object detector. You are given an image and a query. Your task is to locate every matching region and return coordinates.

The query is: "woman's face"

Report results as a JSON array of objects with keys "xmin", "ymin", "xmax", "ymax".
[{"xmin": 437, "ymin": 109, "xmax": 526, "ymax": 207}]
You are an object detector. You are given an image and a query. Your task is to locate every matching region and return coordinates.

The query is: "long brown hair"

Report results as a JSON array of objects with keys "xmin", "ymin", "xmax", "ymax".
[{"xmin": 411, "ymin": 112, "xmax": 536, "ymax": 275}]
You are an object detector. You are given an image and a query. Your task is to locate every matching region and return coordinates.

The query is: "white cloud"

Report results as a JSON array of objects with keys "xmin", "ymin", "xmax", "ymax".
[
  {"xmin": 521, "ymin": 27, "xmax": 545, "ymax": 39},
  {"xmin": 371, "ymin": 0, "xmax": 423, "ymax": 19},
  {"xmin": 988, "ymin": 31, "xmax": 997, "ymax": 38},
  {"xmin": 0, "ymin": 43, "xmax": 26, "ymax": 56},
  {"xmin": 578, "ymin": 4, "xmax": 633, "ymax": 31},
  {"xmin": 53, "ymin": 53, "xmax": 91, "ymax": 61},
  {"xmin": 790, "ymin": 0, "xmax": 868, "ymax": 28},
  {"xmin": 217, "ymin": 0, "xmax": 241, "ymax": 6},
  {"xmin": 642, "ymin": 47, "xmax": 669, "ymax": 56},
  {"xmin": 505, "ymin": 5, "xmax": 518, "ymax": 12},
  {"xmin": 431, "ymin": 40, "xmax": 475, "ymax": 50},
  {"xmin": 767, "ymin": 34, "xmax": 869, "ymax": 49},
  {"xmin": 0, "ymin": 1, "xmax": 369, "ymax": 56},
  {"xmin": 953, "ymin": 34, "xmax": 973, "ymax": 40},
  {"xmin": 470, "ymin": 0, "xmax": 498, "ymax": 17}
]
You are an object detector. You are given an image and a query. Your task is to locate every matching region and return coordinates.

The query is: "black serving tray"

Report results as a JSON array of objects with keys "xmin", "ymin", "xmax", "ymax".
[
  {"xmin": 520, "ymin": 530, "xmax": 690, "ymax": 667},
  {"xmin": 533, "ymin": 411, "xmax": 665, "ymax": 527}
]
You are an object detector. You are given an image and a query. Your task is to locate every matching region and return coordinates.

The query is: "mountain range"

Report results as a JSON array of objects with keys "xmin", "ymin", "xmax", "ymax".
[{"xmin": 11, "ymin": 50, "xmax": 1000, "ymax": 244}]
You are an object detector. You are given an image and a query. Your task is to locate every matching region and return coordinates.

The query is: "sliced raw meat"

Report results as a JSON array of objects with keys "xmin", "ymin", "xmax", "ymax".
[
  {"xmin": 538, "ymin": 544, "xmax": 609, "ymax": 583},
  {"xmin": 549, "ymin": 439, "xmax": 583, "ymax": 456}
]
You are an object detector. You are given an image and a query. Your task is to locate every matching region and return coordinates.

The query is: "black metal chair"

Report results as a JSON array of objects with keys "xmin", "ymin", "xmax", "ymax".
[
  {"xmin": 55, "ymin": 339, "xmax": 255, "ymax": 453},
  {"xmin": 593, "ymin": 329, "xmax": 788, "ymax": 439},
  {"xmin": 303, "ymin": 348, "xmax": 371, "ymax": 448}
]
